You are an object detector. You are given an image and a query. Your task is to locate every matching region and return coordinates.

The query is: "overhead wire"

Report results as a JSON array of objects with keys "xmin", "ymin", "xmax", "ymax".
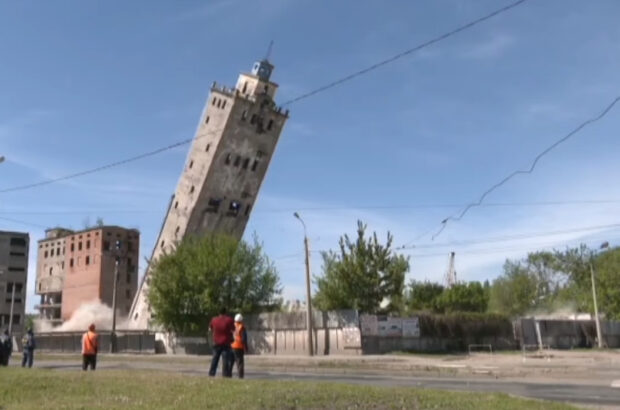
[
  {"xmin": 432, "ymin": 95, "xmax": 620, "ymax": 240},
  {"xmin": 0, "ymin": 0, "xmax": 529, "ymax": 196}
]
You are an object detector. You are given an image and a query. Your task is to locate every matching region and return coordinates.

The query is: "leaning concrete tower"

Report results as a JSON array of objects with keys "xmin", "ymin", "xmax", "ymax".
[{"xmin": 128, "ymin": 58, "xmax": 289, "ymax": 329}]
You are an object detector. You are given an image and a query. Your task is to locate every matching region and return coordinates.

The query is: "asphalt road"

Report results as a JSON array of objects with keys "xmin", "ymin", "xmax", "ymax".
[{"xmin": 24, "ymin": 360, "xmax": 620, "ymax": 408}]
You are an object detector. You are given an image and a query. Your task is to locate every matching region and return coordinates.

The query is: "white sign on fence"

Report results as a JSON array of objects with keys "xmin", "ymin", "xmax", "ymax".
[
  {"xmin": 378, "ymin": 317, "xmax": 402, "ymax": 337},
  {"xmin": 402, "ymin": 317, "xmax": 420, "ymax": 338},
  {"xmin": 360, "ymin": 314, "xmax": 378, "ymax": 336}
]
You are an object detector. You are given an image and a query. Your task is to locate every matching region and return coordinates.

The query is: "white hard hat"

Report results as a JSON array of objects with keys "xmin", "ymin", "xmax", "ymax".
[{"xmin": 234, "ymin": 313, "xmax": 243, "ymax": 322}]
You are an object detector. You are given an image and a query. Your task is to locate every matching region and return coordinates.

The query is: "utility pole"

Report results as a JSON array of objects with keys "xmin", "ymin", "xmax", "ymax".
[
  {"xmin": 110, "ymin": 240, "xmax": 121, "ymax": 353},
  {"xmin": 589, "ymin": 241, "xmax": 608, "ymax": 349},
  {"xmin": 7, "ymin": 283, "xmax": 16, "ymax": 334},
  {"xmin": 294, "ymin": 212, "xmax": 313, "ymax": 356}
]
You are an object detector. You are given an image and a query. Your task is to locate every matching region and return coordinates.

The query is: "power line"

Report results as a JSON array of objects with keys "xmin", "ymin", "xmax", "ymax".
[
  {"xmin": 433, "ymin": 95, "xmax": 620, "ymax": 240},
  {"xmin": 281, "ymin": 0, "xmax": 529, "ymax": 106},
  {"xmin": 3, "ymin": 198, "xmax": 619, "ymax": 216},
  {"xmin": 0, "ymin": 216, "xmax": 47, "ymax": 229}
]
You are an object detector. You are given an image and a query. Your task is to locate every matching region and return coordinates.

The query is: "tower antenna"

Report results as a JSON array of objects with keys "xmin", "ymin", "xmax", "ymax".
[{"xmin": 264, "ymin": 40, "xmax": 274, "ymax": 61}]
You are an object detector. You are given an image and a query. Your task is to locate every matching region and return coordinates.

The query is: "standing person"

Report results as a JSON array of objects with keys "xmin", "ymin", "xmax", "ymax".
[
  {"xmin": 208, "ymin": 307, "xmax": 235, "ymax": 377},
  {"xmin": 21, "ymin": 328, "xmax": 35, "ymax": 368},
  {"xmin": 231, "ymin": 313, "xmax": 248, "ymax": 379},
  {"xmin": 0, "ymin": 329, "xmax": 11, "ymax": 366},
  {"xmin": 81, "ymin": 323, "xmax": 99, "ymax": 371}
]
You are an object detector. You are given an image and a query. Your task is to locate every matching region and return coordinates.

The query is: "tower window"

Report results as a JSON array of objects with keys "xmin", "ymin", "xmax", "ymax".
[
  {"xmin": 86, "ymin": 256, "xmax": 90, "ymax": 265},
  {"xmin": 221, "ymin": 100, "xmax": 227, "ymax": 109},
  {"xmin": 245, "ymin": 204, "xmax": 252, "ymax": 216},
  {"xmin": 78, "ymin": 242, "xmax": 82, "ymax": 251},
  {"xmin": 225, "ymin": 154, "xmax": 231, "ymax": 165},
  {"xmin": 205, "ymin": 116, "xmax": 210, "ymax": 124},
  {"xmin": 174, "ymin": 201, "xmax": 179, "ymax": 209},
  {"xmin": 49, "ymin": 267, "xmax": 53, "ymax": 276},
  {"xmin": 250, "ymin": 114, "xmax": 257, "ymax": 124},
  {"xmin": 161, "ymin": 240, "xmax": 165, "ymax": 249},
  {"xmin": 175, "ymin": 226, "xmax": 180, "ymax": 235},
  {"xmin": 257, "ymin": 150, "xmax": 264, "ymax": 158},
  {"xmin": 205, "ymin": 143, "xmax": 211, "ymax": 152},
  {"xmin": 189, "ymin": 185, "xmax": 195, "ymax": 194},
  {"xmin": 267, "ymin": 119, "xmax": 273, "ymax": 131},
  {"xmin": 234, "ymin": 156, "xmax": 241, "ymax": 167},
  {"xmin": 70, "ymin": 258, "xmax": 74, "ymax": 268},
  {"xmin": 212, "ymin": 97, "xmax": 217, "ymax": 106},
  {"xmin": 242, "ymin": 158, "xmax": 249, "ymax": 169},
  {"xmin": 206, "ymin": 198, "xmax": 222, "ymax": 213},
  {"xmin": 251, "ymin": 160, "xmax": 259, "ymax": 172},
  {"xmin": 189, "ymin": 160, "xmax": 194, "ymax": 169},
  {"xmin": 86, "ymin": 240, "xmax": 90, "ymax": 249},
  {"xmin": 241, "ymin": 110, "xmax": 247, "ymax": 121},
  {"xmin": 228, "ymin": 201, "xmax": 241, "ymax": 216},
  {"xmin": 71, "ymin": 243, "xmax": 74, "ymax": 252},
  {"xmin": 242, "ymin": 82, "xmax": 247, "ymax": 94},
  {"xmin": 217, "ymin": 99, "xmax": 221, "ymax": 108},
  {"xmin": 44, "ymin": 251, "xmax": 48, "ymax": 258},
  {"xmin": 50, "ymin": 249, "xmax": 54, "ymax": 257}
]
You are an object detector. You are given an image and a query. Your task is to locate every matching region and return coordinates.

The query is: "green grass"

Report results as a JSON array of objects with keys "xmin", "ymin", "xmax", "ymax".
[{"xmin": 0, "ymin": 368, "xmax": 576, "ymax": 409}]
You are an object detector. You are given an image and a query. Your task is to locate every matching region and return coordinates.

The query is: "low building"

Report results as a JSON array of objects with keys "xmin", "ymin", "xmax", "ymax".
[
  {"xmin": 35, "ymin": 226, "xmax": 139, "ymax": 324},
  {"xmin": 0, "ymin": 230, "xmax": 30, "ymax": 333}
]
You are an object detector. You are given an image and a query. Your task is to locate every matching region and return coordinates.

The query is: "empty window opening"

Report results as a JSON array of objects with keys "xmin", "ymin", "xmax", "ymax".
[
  {"xmin": 250, "ymin": 114, "xmax": 257, "ymax": 124},
  {"xmin": 189, "ymin": 185, "xmax": 195, "ymax": 194},
  {"xmin": 257, "ymin": 150, "xmax": 264, "ymax": 158},
  {"xmin": 174, "ymin": 201, "xmax": 179, "ymax": 209},
  {"xmin": 49, "ymin": 267, "xmax": 53, "ymax": 276},
  {"xmin": 160, "ymin": 240, "xmax": 165, "ymax": 249},
  {"xmin": 221, "ymin": 100, "xmax": 227, "ymax": 109},
  {"xmin": 212, "ymin": 97, "xmax": 217, "ymax": 105},
  {"xmin": 175, "ymin": 226, "xmax": 180, "ymax": 235},
  {"xmin": 228, "ymin": 201, "xmax": 241, "ymax": 216},
  {"xmin": 44, "ymin": 251, "xmax": 48, "ymax": 258},
  {"xmin": 126, "ymin": 289, "xmax": 131, "ymax": 299},
  {"xmin": 241, "ymin": 110, "xmax": 247, "ymax": 121},
  {"xmin": 86, "ymin": 240, "xmax": 90, "ymax": 249},
  {"xmin": 126, "ymin": 273, "xmax": 131, "ymax": 284},
  {"xmin": 242, "ymin": 82, "xmax": 248, "ymax": 93},
  {"xmin": 264, "ymin": 85, "xmax": 269, "ymax": 93},
  {"xmin": 50, "ymin": 249, "xmax": 54, "ymax": 257},
  {"xmin": 78, "ymin": 242, "xmax": 83, "ymax": 251},
  {"xmin": 104, "ymin": 241, "xmax": 110, "ymax": 250},
  {"xmin": 234, "ymin": 156, "xmax": 241, "ymax": 167},
  {"xmin": 267, "ymin": 119, "xmax": 274, "ymax": 131},
  {"xmin": 251, "ymin": 160, "xmax": 259, "ymax": 172},
  {"xmin": 189, "ymin": 160, "xmax": 194, "ymax": 169},
  {"xmin": 206, "ymin": 198, "xmax": 222, "ymax": 213},
  {"xmin": 205, "ymin": 143, "xmax": 211, "ymax": 152},
  {"xmin": 38, "ymin": 283, "xmax": 41, "ymax": 292},
  {"xmin": 70, "ymin": 258, "xmax": 74, "ymax": 268},
  {"xmin": 242, "ymin": 158, "xmax": 250, "ymax": 169},
  {"xmin": 225, "ymin": 154, "xmax": 231, "ymax": 165},
  {"xmin": 86, "ymin": 256, "xmax": 90, "ymax": 265},
  {"xmin": 216, "ymin": 99, "xmax": 221, "ymax": 108},
  {"xmin": 57, "ymin": 248, "xmax": 61, "ymax": 255},
  {"xmin": 245, "ymin": 204, "xmax": 252, "ymax": 216},
  {"xmin": 205, "ymin": 116, "xmax": 210, "ymax": 124},
  {"xmin": 70, "ymin": 243, "xmax": 74, "ymax": 252}
]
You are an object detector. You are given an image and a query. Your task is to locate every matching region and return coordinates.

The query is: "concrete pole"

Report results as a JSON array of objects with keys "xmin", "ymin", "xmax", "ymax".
[
  {"xmin": 8, "ymin": 283, "xmax": 16, "ymax": 334},
  {"xmin": 589, "ymin": 262, "xmax": 604, "ymax": 348},
  {"xmin": 110, "ymin": 257, "xmax": 120, "ymax": 353},
  {"xmin": 294, "ymin": 212, "xmax": 313, "ymax": 356}
]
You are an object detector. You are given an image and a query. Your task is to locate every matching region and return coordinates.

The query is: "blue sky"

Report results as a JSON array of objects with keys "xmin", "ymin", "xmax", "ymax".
[{"xmin": 1, "ymin": 0, "xmax": 620, "ymax": 313}]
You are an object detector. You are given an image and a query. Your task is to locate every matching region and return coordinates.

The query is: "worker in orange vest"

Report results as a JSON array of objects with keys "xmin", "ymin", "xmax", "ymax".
[
  {"xmin": 81, "ymin": 323, "xmax": 99, "ymax": 371},
  {"xmin": 231, "ymin": 313, "xmax": 248, "ymax": 379}
]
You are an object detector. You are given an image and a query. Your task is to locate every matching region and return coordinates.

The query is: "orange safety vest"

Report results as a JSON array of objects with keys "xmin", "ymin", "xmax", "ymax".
[
  {"xmin": 82, "ymin": 331, "xmax": 98, "ymax": 355},
  {"xmin": 231, "ymin": 323, "xmax": 245, "ymax": 350}
]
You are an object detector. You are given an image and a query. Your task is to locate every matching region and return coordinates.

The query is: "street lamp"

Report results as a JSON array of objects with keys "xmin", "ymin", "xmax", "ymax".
[
  {"xmin": 589, "ymin": 241, "xmax": 609, "ymax": 349},
  {"xmin": 294, "ymin": 212, "xmax": 314, "ymax": 356}
]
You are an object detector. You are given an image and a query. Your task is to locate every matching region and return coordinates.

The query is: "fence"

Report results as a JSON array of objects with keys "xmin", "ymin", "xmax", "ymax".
[
  {"xmin": 32, "ymin": 331, "xmax": 155, "ymax": 353},
  {"xmin": 514, "ymin": 318, "xmax": 620, "ymax": 349}
]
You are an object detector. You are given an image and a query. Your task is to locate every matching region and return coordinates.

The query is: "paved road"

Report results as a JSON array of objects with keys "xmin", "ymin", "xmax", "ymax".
[{"xmin": 28, "ymin": 360, "xmax": 620, "ymax": 408}]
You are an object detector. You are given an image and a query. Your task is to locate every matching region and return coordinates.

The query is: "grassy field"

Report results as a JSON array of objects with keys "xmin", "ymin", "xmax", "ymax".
[{"xmin": 0, "ymin": 368, "xmax": 576, "ymax": 410}]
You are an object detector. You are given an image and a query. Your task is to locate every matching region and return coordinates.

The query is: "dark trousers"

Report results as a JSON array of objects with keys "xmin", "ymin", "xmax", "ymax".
[
  {"xmin": 209, "ymin": 344, "xmax": 232, "ymax": 377},
  {"xmin": 233, "ymin": 348, "xmax": 245, "ymax": 379},
  {"xmin": 21, "ymin": 349, "xmax": 33, "ymax": 368},
  {"xmin": 82, "ymin": 354, "xmax": 97, "ymax": 371}
]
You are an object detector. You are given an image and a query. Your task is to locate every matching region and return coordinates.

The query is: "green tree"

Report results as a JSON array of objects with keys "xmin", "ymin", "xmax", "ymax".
[
  {"xmin": 435, "ymin": 282, "xmax": 488, "ymax": 313},
  {"xmin": 314, "ymin": 221, "xmax": 409, "ymax": 314},
  {"xmin": 147, "ymin": 234, "xmax": 281, "ymax": 335},
  {"xmin": 406, "ymin": 281, "xmax": 444, "ymax": 312}
]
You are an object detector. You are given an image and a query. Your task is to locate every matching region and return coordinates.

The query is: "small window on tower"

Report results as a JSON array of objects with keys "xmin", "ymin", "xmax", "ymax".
[
  {"xmin": 70, "ymin": 258, "xmax": 74, "ymax": 268},
  {"xmin": 206, "ymin": 198, "xmax": 222, "ymax": 213},
  {"xmin": 242, "ymin": 82, "xmax": 248, "ymax": 94},
  {"xmin": 228, "ymin": 201, "xmax": 241, "ymax": 217},
  {"xmin": 234, "ymin": 156, "xmax": 241, "ymax": 167},
  {"xmin": 245, "ymin": 204, "xmax": 252, "ymax": 216},
  {"xmin": 267, "ymin": 119, "xmax": 273, "ymax": 131},
  {"xmin": 205, "ymin": 143, "xmax": 211, "ymax": 152},
  {"xmin": 174, "ymin": 201, "xmax": 179, "ymax": 209},
  {"xmin": 225, "ymin": 154, "xmax": 231, "ymax": 165},
  {"xmin": 251, "ymin": 160, "xmax": 259, "ymax": 172},
  {"xmin": 189, "ymin": 160, "xmax": 194, "ymax": 169},
  {"xmin": 161, "ymin": 240, "xmax": 165, "ymax": 249},
  {"xmin": 222, "ymin": 100, "xmax": 227, "ymax": 109},
  {"xmin": 241, "ymin": 110, "xmax": 247, "ymax": 121},
  {"xmin": 189, "ymin": 185, "xmax": 195, "ymax": 194},
  {"xmin": 86, "ymin": 256, "xmax": 90, "ymax": 265},
  {"xmin": 250, "ymin": 114, "xmax": 257, "ymax": 124},
  {"xmin": 205, "ymin": 116, "xmax": 210, "ymax": 124},
  {"xmin": 217, "ymin": 99, "xmax": 221, "ymax": 108},
  {"xmin": 212, "ymin": 97, "xmax": 217, "ymax": 106},
  {"xmin": 175, "ymin": 226, "xmax": 180, "ymax": 235},
  {"xmin": 242, "ymin": 158, "xmax": 249, "ymax": 169}
]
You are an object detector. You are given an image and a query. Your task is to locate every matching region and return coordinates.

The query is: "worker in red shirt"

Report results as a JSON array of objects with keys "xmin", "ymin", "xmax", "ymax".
[{"xmin": 208, "ymin": 307, "xmax": 235, "ymax": 377}]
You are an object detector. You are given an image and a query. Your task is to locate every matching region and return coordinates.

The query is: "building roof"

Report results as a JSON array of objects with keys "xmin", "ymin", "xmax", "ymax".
[{"xmin": 38, "ymin": 225, "xmax": 140, "ymax": 243}]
